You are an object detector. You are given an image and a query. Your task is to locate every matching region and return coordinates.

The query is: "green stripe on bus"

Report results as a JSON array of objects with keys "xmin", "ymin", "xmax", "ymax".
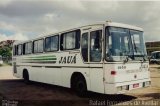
[
  {"xmin": 29, "ymin": 58, "xmax": 57, "ymax": 61},
  {"xmin": 22, "ymin": 61, "xmax": 56, "ymax": 64},
  {"xmin": 28, "ymin": 55, "xmax": 56, "ymax": 59}
]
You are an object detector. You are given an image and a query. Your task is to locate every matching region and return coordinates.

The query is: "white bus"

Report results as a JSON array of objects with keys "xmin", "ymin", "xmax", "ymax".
[
  {"xmin": 0, "ymin": 55, "xmax": 3, "ymax": 65},
  {"xmin": 12, "ymin": 21, "xmax": 151, "ymax": 96}
]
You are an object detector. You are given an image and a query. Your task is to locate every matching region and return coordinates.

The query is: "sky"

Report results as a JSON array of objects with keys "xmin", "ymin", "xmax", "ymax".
[{"xmin": 0, "ymin": 0, "xmax": 160, "ymax": 42}]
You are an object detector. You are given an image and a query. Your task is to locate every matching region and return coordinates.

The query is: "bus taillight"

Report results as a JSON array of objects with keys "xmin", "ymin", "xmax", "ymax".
[{"xmin": 111, "ymin": 71, "xmax": 116, "ymax": 75}]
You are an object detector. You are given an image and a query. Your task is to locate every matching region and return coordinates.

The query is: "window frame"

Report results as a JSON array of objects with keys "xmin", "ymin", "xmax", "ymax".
[
  {"xmin": 33, "ymin": 38, "xmax": 44, "ymax": 53},
  {"xmin": 90, "ymin": 30, "xmax": 102, "ymax": 62},
  {"xmin": 23, "ymin": 41, "xmax": 32, "ymax": 55},
  {"xmin": 44, "ymin": 35, "xmax": 59, "ymax": 52},
  {"xmin": 60, "ymin": 29, "xmax": 80, "ymax": 50}
]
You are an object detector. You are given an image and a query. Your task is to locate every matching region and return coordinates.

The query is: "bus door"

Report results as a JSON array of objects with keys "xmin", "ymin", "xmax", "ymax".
[{"xmin": 81, "ymin": 28, "xmax": 104, "ymax": 93}]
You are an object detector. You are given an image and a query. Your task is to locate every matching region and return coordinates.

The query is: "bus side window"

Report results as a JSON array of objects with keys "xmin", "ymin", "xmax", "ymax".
[
  {"xmin": 17, "ymin": 44, "xmax": 22, "ymax": 55},
  {"xmin": 24, "ymin": 42, "xmax": 32, "ymax": 55},
  {"xmin": 45, "ymin": 35, "xmax": 59, "ymax": 52},
  {"xmin": 33, "ymin": 39, "xmax": 44, "ymax": 53},
  {"xmin": 90, "ymin": 30, "xmax": 102, "ymax": 62},
  {"xmin": 60, "ymin": 29, "xmax": 80, "ymax": 50},
  {"xmin": 81, "ymin": 33, "xmax": 88, "ymax": 62},
  {"xmin": 28, "ymin": 42, "xmax": 32, "ymax": 54}
]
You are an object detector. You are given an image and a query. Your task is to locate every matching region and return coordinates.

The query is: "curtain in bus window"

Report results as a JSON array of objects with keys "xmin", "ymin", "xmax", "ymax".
[
  {"xmin": 18, "ymin": 45, "xmax": 22, "ymax": 55},
  {"xmin": 45, "ymin": 37, "xmax": 51, "ymax": 51},
  {"xmin": 51, "ymin": 36, "xmax": 58, "ymax": 51},
  {"xmin": 63, "ymin": 32, "xmax": 76, "ymax": 49},
  {"xmin": 38, "ymin": 40, "xmax": 43, "ymax": 53},
  {"xmin": 34, "ymin": 41, "xmax": 38, "ymax": 53},
  {"xmin": 28, "ymin": 42, "xmax": 32, "ymax": 54}
]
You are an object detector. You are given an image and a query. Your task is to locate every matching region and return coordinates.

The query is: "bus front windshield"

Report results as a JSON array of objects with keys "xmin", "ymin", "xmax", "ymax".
[{"xmin": 106, "ymin": 27, "xmax": 148, "ymax": 62}]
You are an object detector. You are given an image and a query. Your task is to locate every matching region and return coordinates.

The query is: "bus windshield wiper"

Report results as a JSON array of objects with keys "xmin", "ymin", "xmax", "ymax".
[
  {"xmin": 141, "ymin": 55, "xmax": 146, "ymax": 62},
  {"xmin": 123, "ymin": 56, "xmax": 129, "ymax": 64},
  {"xmin": 134, "ymin": 55, "xmax": 146, "ymax": 63}
]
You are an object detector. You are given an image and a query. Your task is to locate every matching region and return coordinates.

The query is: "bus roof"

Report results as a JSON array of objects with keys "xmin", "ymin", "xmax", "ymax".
[
  {"xmin": 13, "ymin": 40, "xmax": 26, "ymax": 45},
  {"xmin": 106, "ymin": 22, "xmax": 143, "ymax": 31},
  {"xmin": 13, "ymin": 21, "xmax": 143, "ymax": 45}
]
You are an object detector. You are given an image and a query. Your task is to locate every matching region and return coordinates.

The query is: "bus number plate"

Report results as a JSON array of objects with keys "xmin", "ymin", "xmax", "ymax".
[{"xmin": 133, "ymin": 83, "xmax": 139, "ymax": 88}]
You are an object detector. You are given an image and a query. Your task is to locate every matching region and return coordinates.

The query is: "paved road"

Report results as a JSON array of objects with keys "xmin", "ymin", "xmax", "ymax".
[
  {"xmin": 0, "ymin": 65, "xmax": 160, "ymax": 106},
  {"xmin": 0, "ymin": 65, "xmax": 19, "ymax": 80}
]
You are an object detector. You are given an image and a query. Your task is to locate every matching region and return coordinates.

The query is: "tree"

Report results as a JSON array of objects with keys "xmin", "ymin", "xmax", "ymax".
[{"xmin": 0, "ymin": 46, "xmax": 12, "ymax": 62}]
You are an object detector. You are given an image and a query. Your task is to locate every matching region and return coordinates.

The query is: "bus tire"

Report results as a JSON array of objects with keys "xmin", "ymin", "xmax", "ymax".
[
  {"xmin": 23, "ymin": 70, "xmax": 30, "ymax": 84},
  {"xmin": 74, "ymin": 75, "xmax": 87, "ymax": 97}
]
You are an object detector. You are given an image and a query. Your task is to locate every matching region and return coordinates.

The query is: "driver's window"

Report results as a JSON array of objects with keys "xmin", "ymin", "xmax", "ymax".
[
  {"xmin": 130, "ymin": 32, "xmax": 143, "ymax": 55},
  {"xmin": 156, "ymin": 53, "xmax": 160, "ymax": 59},
  {"xmin": 90, "ymin": 30, "xmax": 102, "ymax": 62}
]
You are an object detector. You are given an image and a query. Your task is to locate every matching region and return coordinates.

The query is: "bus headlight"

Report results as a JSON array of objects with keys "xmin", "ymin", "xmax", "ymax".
[
  {"xmin": 117, "ymin": 86, "xmax": 122, "ymax": 91},
  {"xmin": 122, "ymin": 85, "xmax": 128, "ymax": 90},
  {"xmin": 117, "ymin": 85, "xmax": 129, "ymax": 91}
]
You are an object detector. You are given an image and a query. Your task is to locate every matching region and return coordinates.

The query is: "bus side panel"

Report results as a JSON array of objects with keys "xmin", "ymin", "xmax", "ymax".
[
  {"xmin": 27, "ymin": 67, "xmax": 40, "ymax": 82},
  {"xmin": 27, "ymin": 66, "xmax": 62, "ymax": 85},
  {"xmin": 26, "ymin": 66, "xmax": 46, "ymax": 83},
  {"xmin": 42, "ymin": 67, "xmax": 62, "ymax": 85},
  {"xmin": 89, "ymin": 64, "xmax": 104, "ymax": 93},
  {"xmin": 59, "ymin": 65, "xmax": 105, "ymax": 93},
  {"xmin": 14, "ymin": 66, "xmax": 23, "ymax": 78},
  {"xmin": 61, "ymin": 67, "xmax": 90, "ymax": 90}
]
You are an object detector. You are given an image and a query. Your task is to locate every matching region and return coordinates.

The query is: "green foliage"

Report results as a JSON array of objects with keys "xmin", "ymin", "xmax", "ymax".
[{"xmin": 0, "ymin": 46, "xmax": 12, "ymax": 59}]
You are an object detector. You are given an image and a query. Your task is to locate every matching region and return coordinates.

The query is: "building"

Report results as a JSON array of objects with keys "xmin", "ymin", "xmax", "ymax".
[{"xmin": 146, "ymin": 41, "xmax": 160, "ymax": 55}]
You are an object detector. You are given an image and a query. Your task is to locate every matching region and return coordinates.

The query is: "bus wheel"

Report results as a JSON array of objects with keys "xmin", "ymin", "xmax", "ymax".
[
  {"xmin": 23, "ymin": 70, "xmax": 30, "ymax": 84},
  {"xmin": 74, "ymin": 75, "xmax": 87, "ymax": 97}
]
